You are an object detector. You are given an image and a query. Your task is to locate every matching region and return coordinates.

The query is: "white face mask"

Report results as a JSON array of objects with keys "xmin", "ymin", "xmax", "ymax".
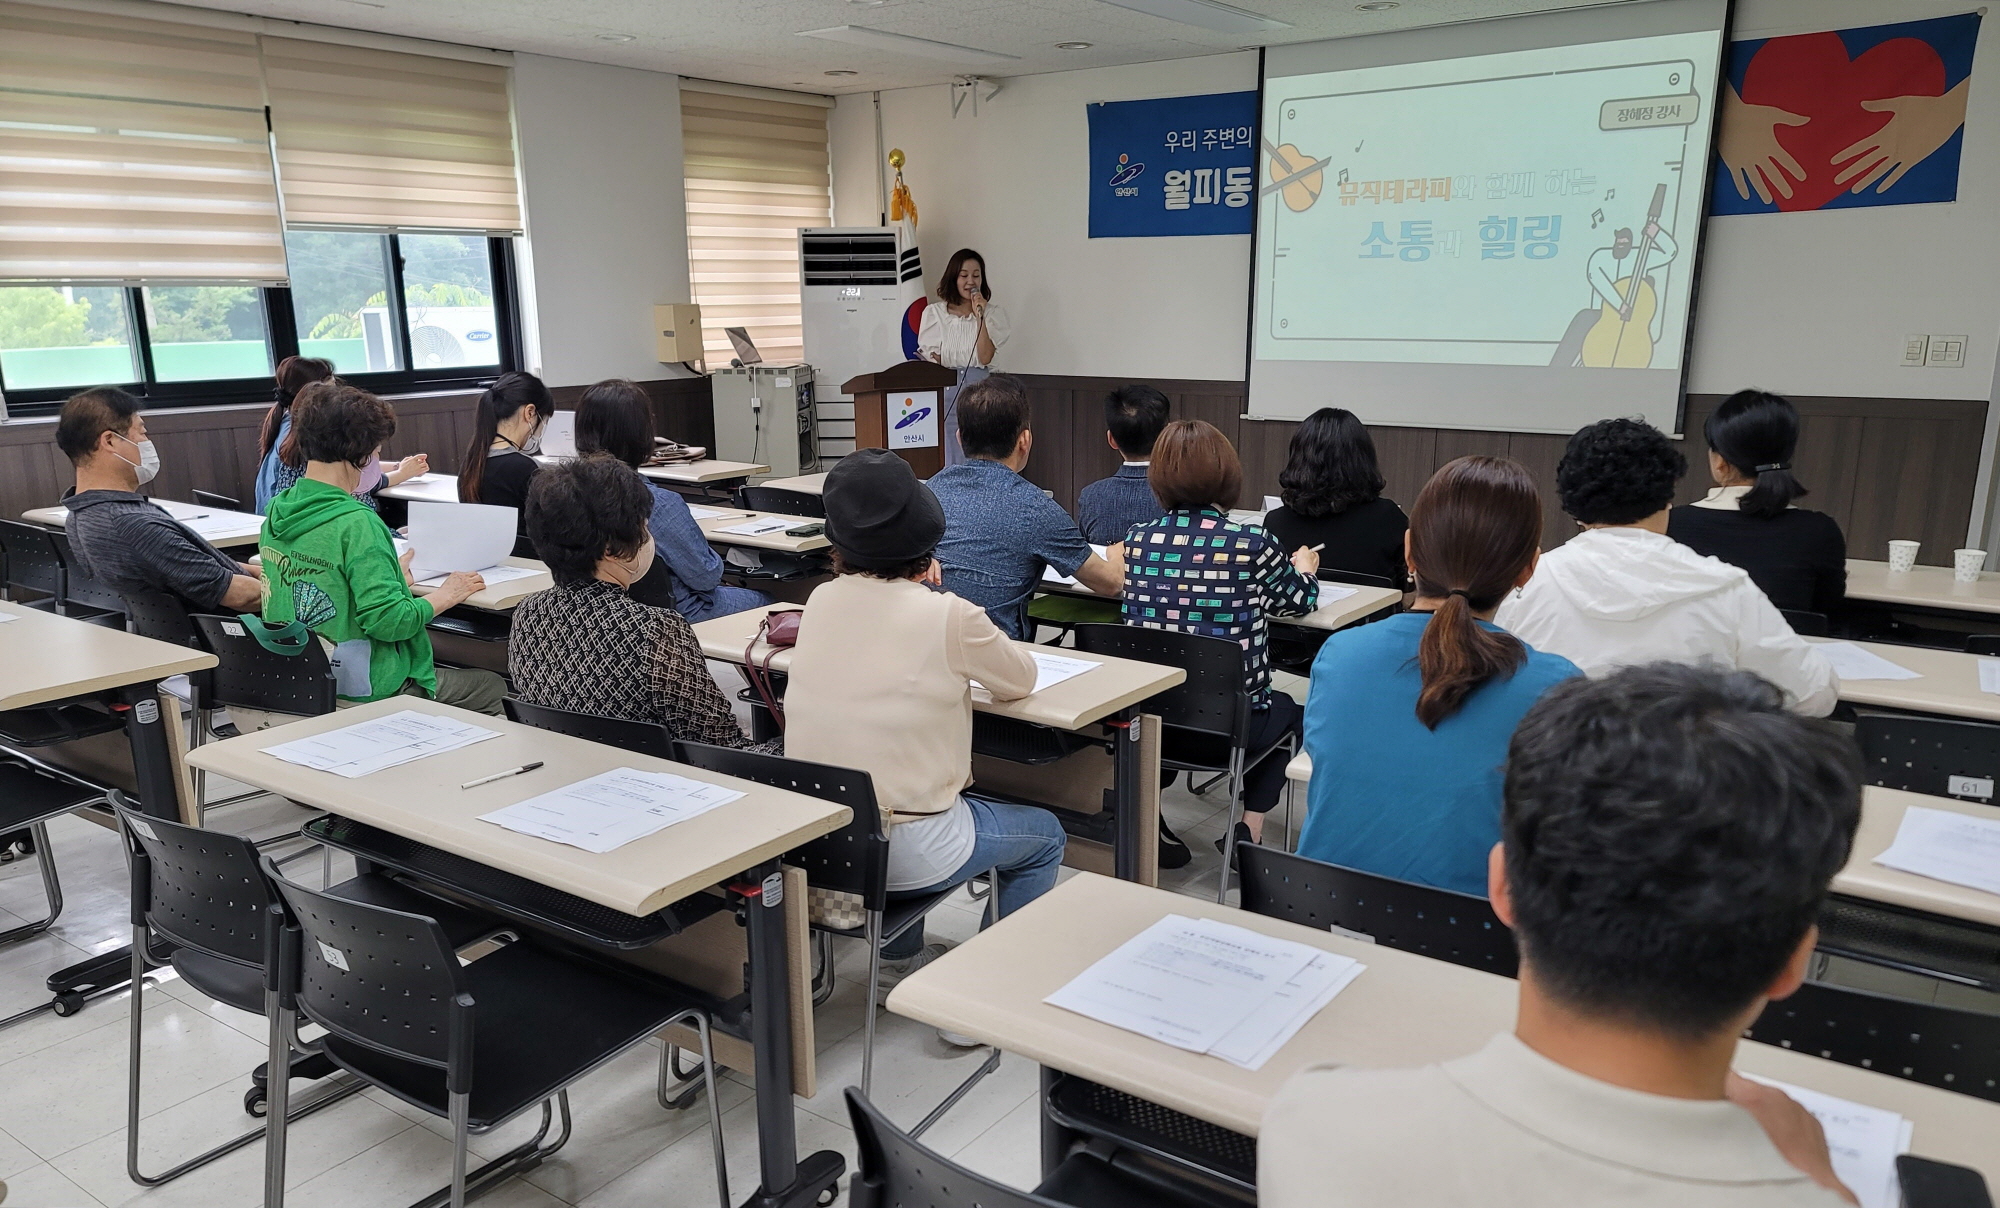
[
  {"xmin": 114, "ymin": 432, "xmax": 160, "ymax": 485},
  {"xmin": 600, "ymin": 535, "xmax": 656, "ymax": 589}
]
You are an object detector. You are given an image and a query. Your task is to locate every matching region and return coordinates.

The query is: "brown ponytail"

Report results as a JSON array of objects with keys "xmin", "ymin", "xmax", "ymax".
[
  {"xmin": 265, "ymin": 355, "xmax": 334, "ymax": 467},
  {"xmin": 459, "ymin": 372, "xmax": 552, "ymax": 502},
  {"xmin": 1410, "ymin": 456, "xmax": 1544, "ymax": 728}
]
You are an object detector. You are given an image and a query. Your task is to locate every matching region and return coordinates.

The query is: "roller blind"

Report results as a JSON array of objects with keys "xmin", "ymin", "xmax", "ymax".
[
  {"xmin": 680, "ymin": 81, "xmax": 832, "ymax": 364},
  {"xmin": 0, "ymin": 0, "xmax": 286, "ymax": 283},
  {"xmin": 262, "ymin": 36, "xmax": 521, "ymax": 234}
]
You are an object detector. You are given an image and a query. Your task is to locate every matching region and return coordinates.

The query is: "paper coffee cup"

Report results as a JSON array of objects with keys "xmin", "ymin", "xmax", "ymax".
[
  {"xmin": 1887, "ymin": 540, "xmax": 1920, "ymax": 574},
  {"xmin": 1954, "ymin": 548, "xmax": 1986, "ymax": 584}
]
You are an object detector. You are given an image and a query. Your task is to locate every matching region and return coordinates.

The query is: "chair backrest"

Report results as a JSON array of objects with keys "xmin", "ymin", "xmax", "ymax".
[
  {"xmin": 264, "ymin": 857, "xmax": 465, "ymax": 1068},
  {"xmin": 190, "ymin": 613, "xmax": 338, "ymax": 717},
  {"xmin": 1781, "ymin": 609, "xmax": 1831, "ymax": 637},
  {"xmin": 736, "ymin": 486, "xmax": 826, "ymax": 518},
  {"xmin": 1747, "ymin": 979, "xmax": 2000, "ymax": 1105},
  {"xmin": 1856, "ymin": 714, "xmax": 2000, "ymax": 805},
  {"xmin": 504, "ymin": 697, "xmax": 679, "ymax": 760},
  {"xmin": 674, "ymin": 741, "xmax": 890, "ymax": 909},
  {"xmin": 116, "ymin": 798, "xmax": 275, "ymax": 967},
  {"xmin": 1965, "ymin": 635, "xmax": 2000, "ymax": 657},
  {"xmin": 50, "ymin": 530, "xmax": 127, "ymax": 616},
  {"xmin": 1239, "ymin": 846, "xmax": 1518, "ymax": 978},
  {"xmin": 191, "ymin": 489, "xmax": 243, "ymax": 512},
  {"xmin": 1318, "ymin": 568, "xmax": 1397, "ymax": 590},
  {"xmin": 846, "ymin": 1087, "xmax": 1057, "ymax": 1208},
  {"xmin": 1070, "ymin": 623, "xmax": 1247, "ymax": 742},
  {"xmin": 120, "ymin": 588, "xmax": 210, "ymax": 692},
  {"xmin": 0, "ymin": 518, "xmax": 64, "ymax": 599}
]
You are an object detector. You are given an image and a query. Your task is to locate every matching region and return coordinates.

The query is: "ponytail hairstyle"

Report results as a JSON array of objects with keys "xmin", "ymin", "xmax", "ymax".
[
  {"xmin": 459, "ymin": 372, "xmax": 552, "ymax": 502},
  {"xmin": 1410, "ymin": 456, "xmax": 1543, "ymax": 729},
  {"xmin": 265, "ymin": 355, "xmax": 335, "ymax": 467},
  {"xmin": 1704, "ymin": 389, "xmax": 1806, "ymax": 520}
]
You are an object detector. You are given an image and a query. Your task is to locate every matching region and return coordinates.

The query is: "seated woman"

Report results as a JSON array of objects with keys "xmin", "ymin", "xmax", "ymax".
[
  {"xmin": 1125, "ymin": 420, "xmax": 1319, "ymax": 854},
  {"xmin": 459, "ymin": 372, "xmax": 553, "ymax": 557},
  {"xmin": 574, "ymin": 378, "xmax": 772, "ymax": 623},
  {"xmin": 255, "ymin": 356, "xmax": 423, "ymax": 513},
  {"xmin": 784, "ymin": 449, "xmax": 1066, "ymax": 993},
  {"xmin": 1262, "ymin": 407, "xmax": 1409, "ymax": 589},
  {"xmin": 1297, "ymin": 456, "xmax": 1581, "ymax": 897},
  {"xmin": 1668, "ymin": 389, "xmax": 1846, "ymax": 617},
  {"xmin": 509, "ymin": 456, "xmax": 760, "ymax": 749}
]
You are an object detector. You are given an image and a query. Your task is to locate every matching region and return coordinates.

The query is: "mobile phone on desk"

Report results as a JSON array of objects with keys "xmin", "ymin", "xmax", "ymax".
[
  {"xmin": 785, "ymin": 523, "xmax": 824, "ymax": 537},
  {"xmin": 1899, "ymin": 1156, "xmax": 1992, "ymax": 1208}
]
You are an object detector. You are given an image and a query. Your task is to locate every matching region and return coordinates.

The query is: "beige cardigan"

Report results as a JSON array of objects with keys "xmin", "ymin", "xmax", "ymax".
[{"xmin": 784, "ymin": 574, "xmax": 1036, "ymax": 826}]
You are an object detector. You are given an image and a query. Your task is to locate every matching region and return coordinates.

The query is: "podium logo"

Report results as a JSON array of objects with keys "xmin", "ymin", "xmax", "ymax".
[{"xmin": 894, "ymin": 406, "xmax": 932, "ymax": 430}]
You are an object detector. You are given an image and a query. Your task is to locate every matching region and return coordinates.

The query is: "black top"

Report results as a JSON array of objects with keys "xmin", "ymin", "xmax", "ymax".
[
  {"xmin": 1263, "ymin": 496, "xmax": 1410, "ymax": 589},
  {"xmin": 472, "ymin": 448, "xmax": 539, "ymax": 558},
  {"xmin": 1667, "ymin": 504, "xmax": 1847, "ymax": 616}
]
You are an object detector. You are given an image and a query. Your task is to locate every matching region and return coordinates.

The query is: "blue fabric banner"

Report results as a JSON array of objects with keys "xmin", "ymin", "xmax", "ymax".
[{"xmin": 1087, "ymin": 91, "xmax": 1259, "ymax": 238}]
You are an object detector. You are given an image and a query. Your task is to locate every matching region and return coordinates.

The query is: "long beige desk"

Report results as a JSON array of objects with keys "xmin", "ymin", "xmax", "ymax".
[
  {"xmin": 1038, "ymin": 573, "xmax": 1400, "ymax": 634},
  {"xmin": 374, "ymin": 473, "xmax": 818, "ymax": 555},
  {"xmin": 756, "ymin": 472, "xmax": 826, "ymax": 495},
  {"xmin": 639, "ymin": 458, "xmax": 767, "ymax": 486},
  {"xmin": 1842, "ymin": 787, "xmax": 2000, "ymax": 929},
  {"xmin": 888, "ymin": 873, "xmax": 2000, "ymax": 1186},
  {"xmin": 248, "ymin": 552, "xmax": 551, "ymax": 613},
  {"xmin": 1814, "ymin": 638, "xmax": 2000, "ymax": 721},
  {"xmin": 1847, "ymin": 559, "xmax": 2000, "ymax": 616},
  {"xmin": 686, "ymin": 504, "xmax": 830, "ymax": 554},
  {"xmin": 23, "ymin": 497, "xmax": 264, "ymax": 550}
]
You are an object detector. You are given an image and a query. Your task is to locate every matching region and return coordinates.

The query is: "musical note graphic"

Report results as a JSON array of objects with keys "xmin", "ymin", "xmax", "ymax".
[
  {"xmin": 1337, "ymin": 167, "xmax": 1350, "ymax": 185},
  {"xmin": 1354, "ymin": 139, "xmax": 1364, "ymax": 152},
  {"xmin": 1590, "ymin": 208, "xmax": 1606, "ymax": 229},
  {"xmin": 1604, "ymin": 187, "xmax": 1616, "ymax": 201}
]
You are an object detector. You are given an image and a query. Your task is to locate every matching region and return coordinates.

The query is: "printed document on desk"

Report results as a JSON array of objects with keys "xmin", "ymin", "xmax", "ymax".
[
  {"xmin": 687, "ymin": 506, "xmax": 730, "ymax": 520},
  {"xmin": 1209, "ymin": 950, "xmax": 1366, "ymax": 1070},
  {"xmin": 1874, "ymin": 805, "xmax": 2000, "ymax": 897},
  {"xmin": 406, "ymin": 500, "xmax": 517, "ymax": 579},
  {"xmin": 481, "ymin": 767, "xmax": 746, "ymax": 854},
  {"xmin": 1314, "ymin": 583, "xmax": 1359, "ymax": 607},
  {"xmin": 1744, "ymin": 1077, "xmax": 1911, "ymax": 1208},
  {"xmin": 263, "ymin": 709, "xmax": 498, "ymax": 778},
  {"xmin": 415, "ymin": 563, "xmax": 541, "ymax": 589},
  {"xmin": 1041, "ymin": 544, "xmax": 1110, "ymax": 588},
  {"xmin": 1815, "ymin": 642, "xmax": 1922, "ymax": 681},
  {"xmin": 972, "ymin": 652, "xmax": 1101, "ymax": 701},
  {"xmin": 716, "ymin": 516, "xmax": 797, "ymax": 537}
]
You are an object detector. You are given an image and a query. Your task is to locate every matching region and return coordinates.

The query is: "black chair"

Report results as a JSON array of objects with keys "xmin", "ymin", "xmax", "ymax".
[
  {"xmin": 0, "ymin": 759, "xmax": 108, "ymax": 1027},
  {"xmin": 735, "ymin": 485, "xmax": 825, "ymax": 518},
  {"xmin": 1239, "ymin": 846, "xmax": 1518, "ymax": 977},
  {"xmin": 261, "ymin": 859, "xmax": 730, "ymax": 1208},
  {"xmin": 120, "ymin": 589, "xmax": 255, "ymax": 818},
  {"xmin": 0, "ymin": 518, "xmax": 120, "ymax": 623},
  {"xmin": 114, "ymin": 798, "xmax": 506, "ymax": 1186},
  {"xmin": 192, "ymin": 489, "xmax": 243, "ymax": 512},
  {"xmin": 53, "ymin": 530, "xmax": 130, "ymax": 623},
  {"xmin": 503, "ymin": 698, "xmax": 678, "ymax": 759},
  {"xmin": 1782, "ymin": 609, "xmax": 1831, "ymax": 637},
  {"xmin": 1071, "ymin": 624, "xmax": 1292, "ymax": 900},
  {"xmin": 1965, "ymin": 635, "xmax": 2000, "ymax": 657},
  {"xmin": 1318, "ymin": 569, "xmax": 1399, "ymax": 591},
  {"xmin": 1857, "ymin": 714, "xmax": 2000, "ymax": 803},
  {"xmin": 190, "ymin": 612, "xmax": 337, "ymax": 723},
  {"xmin": 846, "ymin": 1087, "xmax": 1221, "ymax": 1208},
  {"xmin": 1748, "ymin": 980, "xmax": 2000, "ymax": 1105},
  {"xmin": 672, "ymin": 742, "xmax": 994, "ymax": 1112}
]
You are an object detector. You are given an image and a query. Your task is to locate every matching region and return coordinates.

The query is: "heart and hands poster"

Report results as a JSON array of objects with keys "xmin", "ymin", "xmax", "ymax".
[{"xmin": 1713, "ymin": 12, "xmax": 1979, "ymax": 213}]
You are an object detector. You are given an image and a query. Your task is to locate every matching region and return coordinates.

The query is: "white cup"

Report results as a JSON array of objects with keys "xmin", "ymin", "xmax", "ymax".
[
  {"xmin": 1887, "ymin": 540, "xmax": 1920, "ymax": 574},
  {"xmin": 1955, "ymin": 548, "xmax": 1987, "ymax": 584}
]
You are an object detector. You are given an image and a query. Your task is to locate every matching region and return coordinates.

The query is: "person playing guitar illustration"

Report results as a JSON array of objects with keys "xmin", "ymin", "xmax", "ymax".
[{"xmin": 1550, "ymin": 183, "xmax": 1679, "ymax": 368}]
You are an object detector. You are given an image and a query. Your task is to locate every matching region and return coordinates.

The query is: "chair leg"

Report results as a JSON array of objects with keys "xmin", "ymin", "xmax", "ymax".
[
  {"xmin": 683, "ymin": 1012, "xmax": 730, "ymax": 1208},
  {"xmin": 0, "ymin": 821, "xmax": 62, "ymax": 946},
  {"xmin": 264, "ymin": 997, "xmax": 293, "ymax": 1208},
  {"xmin": 448, "ymin": 1089, "xmax": 471, "ymax": 1208},
  {"xmin": 862, "ymin": 910, "xmax": 884, "ymax": 1102},
  {"xmin": 909, "ymin": 1047, "xmax": 1002, "ymax": 1140},
  {"xmin": 1216, "ymin": 751, "xmax": 1246, "ymax": 904},
  {"xmin": 810, "ymin": 929, "xmax": 836, "ymax": 1007}
]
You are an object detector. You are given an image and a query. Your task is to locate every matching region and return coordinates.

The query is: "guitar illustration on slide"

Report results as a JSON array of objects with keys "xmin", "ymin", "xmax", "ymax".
[{"xmin": 1550, "ymin": 183, "xmax": 1680, "ymax": 368}]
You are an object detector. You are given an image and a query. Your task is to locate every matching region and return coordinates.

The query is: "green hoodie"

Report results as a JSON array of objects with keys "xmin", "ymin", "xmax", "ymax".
[{"xmin": 261, "ymin": 477, "xmax": 437, "ymax": 702}]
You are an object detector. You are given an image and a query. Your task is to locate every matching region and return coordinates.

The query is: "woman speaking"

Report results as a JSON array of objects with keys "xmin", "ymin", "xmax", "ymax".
[{"xmin": 918, "ymin": 248, "xmax": 1009, "ymax": 466}]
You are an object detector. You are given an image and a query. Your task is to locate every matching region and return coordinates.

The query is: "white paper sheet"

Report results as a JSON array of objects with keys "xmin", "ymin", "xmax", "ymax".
[
  {"xmin": 1044, "ymin": 915, "xmax": 1325, "ymax": 1053},
  {"xmin": 717, "ymin": 517, "xmax": 797, "ymax": 537},
  {"xmin": 415, "ymin": 563, "xmax": 541, "ymax": 590},
  {"xmin": 538, "ymin": 411, "xmax": 577, "ymax": 459},
  {"xmin": 262, "ymin": 709, "xmax": 498, "ymax": 778},
  {"xmin": 0, "ymin": 611, "xmax": 17, "ymax": 622},
  {"xmin": 406, "ymin": 500, "xmax": 518, "ymax": 579},
  {"xmin": 1815, "ymin": 642, "xmax": 1923, "ymax": 681},
  {"xmin": 971, "ymin": 652, "xmax": 1102, "ymax": 700},
  {"xmin": 1743, "ymin": 1077, "xmax": 1912, "ymax": 1208},
  {"xmin": 178, "ymin": 514, "xmax": 252, "ymax": 538},
  {"xmin": 1209, "ymin": 950, "xmax": 1366, "ymax": 1070},
  {"xmin": 480, "ymin": 767, "xmax": 745, "ymax": 853},
  {"xmin": 687, "ymin": 506, "xmax": 730, "ymax": 520},
  {"xmin": 1873, "ymin": 805, "xmax": 2000, "ymax": 897},
  {"xmin": 1979, "ymin": 659, "xmax": 2000, "ymax": 695},
  {"xmin": 1041, "ymin": 544, "xmax": 1111, "ymax": 588},
  {"xmin": 1314, "ymin": 584, "xmax": 1360, "ymax": 607}
]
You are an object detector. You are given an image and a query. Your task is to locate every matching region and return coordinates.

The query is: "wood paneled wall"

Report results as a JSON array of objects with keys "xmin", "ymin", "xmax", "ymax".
[
  {"xmin": 0, "ymin": 378, "xmax": 715, "ymax": 522},
  {"xmin": 1014, "ymin": 374, "xmax": 1990, "ymax": 565}
]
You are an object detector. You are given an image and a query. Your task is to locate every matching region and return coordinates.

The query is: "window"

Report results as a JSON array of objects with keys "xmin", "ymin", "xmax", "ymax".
[{"xmin": 0, "ymin": 237, "xmax": 521, "ymax": 414}]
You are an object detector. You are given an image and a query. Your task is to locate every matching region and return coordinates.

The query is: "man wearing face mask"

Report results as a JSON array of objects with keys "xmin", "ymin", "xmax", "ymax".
[
  {"xmin": 507, "ymin": 457, "xmax": 766, "ymax": 749},
  {"xmin": 57, "ymin": 387, "xmax": 265, "ymax": 613}
]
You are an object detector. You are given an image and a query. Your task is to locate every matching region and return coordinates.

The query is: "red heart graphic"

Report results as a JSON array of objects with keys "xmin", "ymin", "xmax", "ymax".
[{"xmin": 1740, "ymin": 32, "xmax": 1946, "ymax": 211}]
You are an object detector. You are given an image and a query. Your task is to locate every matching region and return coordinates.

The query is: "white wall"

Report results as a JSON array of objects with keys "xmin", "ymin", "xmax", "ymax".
[
  {"xmin": 512, "ymin": 54, "xmax": 694, "ymax": 388},
  {"xmin": 831, "ymin": 0, "xmax": 2000, "ymax": 400}
]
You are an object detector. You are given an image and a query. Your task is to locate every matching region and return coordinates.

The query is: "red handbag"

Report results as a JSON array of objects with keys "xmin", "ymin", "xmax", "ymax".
[{"xmin": 744, "ymin": 609, "xmax": 802, "ymax": 730}]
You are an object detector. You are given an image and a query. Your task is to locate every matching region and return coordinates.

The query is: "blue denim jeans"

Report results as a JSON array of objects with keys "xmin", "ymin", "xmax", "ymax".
[
  {"xmin": 881, "ymin": 795, "xmax": 1067, "ymax": 960},
  {"xmin": 681, "ymin": 584, "xmax": 773, "ymax": 625}
]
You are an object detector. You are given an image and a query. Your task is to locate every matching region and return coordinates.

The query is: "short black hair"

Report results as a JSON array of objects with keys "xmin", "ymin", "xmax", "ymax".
[
  {"xmin": 1503, "ymin": 663, "xmax": 1860, "ymax": 1039},
  {"xmin": 575, "ymin": 378, "xmax": 655, "ymax": 468},
  {"xmin": 525, "ymin": 455, "xmax": 653, "ymax": 586},
  {"xmin": 291, "ymin": 380, "xmax": 395, "ymax": 468},
  {"xmin": 57, "ymin": 387, "xmax": 142, "ymax": 463},
  {"xmin": 1278, "ymin": 407, "xmax": 1385, "ymax": 518},
  {"xmin": 957, "ymin": 373, "xmax": 1031, "ymax": 460},
  {"xmin": 1556, "ymin": 417, "xmax": 1685, "ymax": 525},
  {"xmin": 1105, "ymin": 385, "xmax": 1170, "ymax": 459}
]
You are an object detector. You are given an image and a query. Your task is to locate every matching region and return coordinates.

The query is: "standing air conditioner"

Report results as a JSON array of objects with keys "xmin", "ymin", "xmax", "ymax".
[{"xmin": 800, "ymin": 227, "xmax": 919, "ymax": 460}]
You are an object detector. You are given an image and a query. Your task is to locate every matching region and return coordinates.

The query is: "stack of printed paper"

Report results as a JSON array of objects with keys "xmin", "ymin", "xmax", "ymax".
[
  {"xmin": 1874, "ymin": 805, "xmax": 2000, "ymax": 896},
  {"xmin": 481, "ymin": 767, "xmax": 746, "ymax": 853},
  {"xmin": 1045, "ymin": 914, "xmax": 1365, "ymax": 1070},
  {"xmin": 1742, "ymin": 1077, "xmax": 1911, "ymax": 1208},
  {"xmin": 263, "ymin": 709, "xmax": 499, "ymax": 778}
]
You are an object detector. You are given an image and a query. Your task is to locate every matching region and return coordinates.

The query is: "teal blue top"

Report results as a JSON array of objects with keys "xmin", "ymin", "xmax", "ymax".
[{"xmin": 1298, "ymin": 610, "xmax": 1581, "ymax": 897}]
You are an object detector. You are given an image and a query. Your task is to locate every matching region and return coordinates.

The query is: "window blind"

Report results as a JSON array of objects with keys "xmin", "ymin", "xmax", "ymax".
[
  {"xmin": 261, "ymin": 36, "xmax": 521, "ymax": 234},
  {"xmin": 0, "ymin": 0, "xmax": 287, "ymax": 283},
  {"xmin": 680, "ymin": 81, "xmax": 832, "ymax": 365}
]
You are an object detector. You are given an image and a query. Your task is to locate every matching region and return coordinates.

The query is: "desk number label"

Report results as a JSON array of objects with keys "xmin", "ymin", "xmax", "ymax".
[
  {"xmin": 128, "ymin": 819, "xmax": 157, "ymax": 842},
  {"xmin": 762, "ymin": 871, "xmax": 784, "ymax": 907},
  {"xmin": 223, "ymin": 621, "xmax": 245, "ymax": 637},
  {"xmin": 135, "ymin": 700, "xmax": 159, "ymax": 724},
  {"xmin": 317, "ymin": 942, "xmax": 350, "ymax": 972},
  {"xmin": 1948, "ymin": 774, "xmax": 1994, "ymax": 800}
]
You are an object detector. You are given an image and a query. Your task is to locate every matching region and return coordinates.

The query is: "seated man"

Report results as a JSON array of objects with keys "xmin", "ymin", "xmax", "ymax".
[
  {"xmin": 56, "ymin": 387, "xmax": 262, "ymax": 613},
  {"xmin": 1075, "ymin": 384, "xmax": 1169, "ymax": 544},
  {"xmin": 1262, "ymin": 662, "xmax": 1864, "ymax": 1207},
  {"xmin": 1495, "ymin": 418, "xmax": 1836, "ymax": 715},
  {"xmin": 927, "ymin": 373, "xmax": 1122, "ymax": 638},
  {"xmin": 261, "ymin": 380, "xmax": 504, "ymax": 714}
]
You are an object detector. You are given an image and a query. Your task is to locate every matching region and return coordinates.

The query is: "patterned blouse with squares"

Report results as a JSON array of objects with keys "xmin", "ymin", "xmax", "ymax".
[{"xmin": 1120, "ymin": 507, "xmax": 1319, "ymax": 705}]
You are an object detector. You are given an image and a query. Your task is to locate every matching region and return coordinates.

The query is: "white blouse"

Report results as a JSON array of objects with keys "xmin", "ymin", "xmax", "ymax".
[{"xmin": 917, "ymin": 301, "xmax": 1009, "ymax": 369}]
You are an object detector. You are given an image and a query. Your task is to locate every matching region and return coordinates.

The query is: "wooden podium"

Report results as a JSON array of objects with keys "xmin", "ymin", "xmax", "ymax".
[{"xmin": 844, "ymin": 361, "xmax": 959, "ymax": 479}]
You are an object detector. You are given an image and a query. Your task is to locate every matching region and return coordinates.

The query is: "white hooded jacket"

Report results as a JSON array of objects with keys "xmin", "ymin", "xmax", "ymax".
[{"xmin": 1493, "ymin": 526, "xmax": 1838, "ymax": 716}]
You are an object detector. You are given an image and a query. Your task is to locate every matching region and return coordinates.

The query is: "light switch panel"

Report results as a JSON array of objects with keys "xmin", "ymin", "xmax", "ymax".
[
  {"xmin": 1902, "ymin": 334, "xmax": 1930, "ymax": 366},
  {"xmin": 1927, "ymin": 335, "xmax": 1968, "ymax": 368}
]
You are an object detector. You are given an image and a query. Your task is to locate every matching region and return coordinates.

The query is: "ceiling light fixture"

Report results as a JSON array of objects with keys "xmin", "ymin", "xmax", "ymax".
[
  {"xmin": 1093, "ymin": 0, "xmax": 1290, "ymax": 35},
  {"xmin": 796, "ymin": 25, "xmax": 1020, "ymax": 64},
  {"xmin": 825, "ymin": 69, "xmax": 860, "ymax": 75},
  {"xmin": 1056, "ymin": 41, "xmax": 1094, "ymax": 49},
  {"xmin": 595, "ymin": 32, "xmax": 636, "ymax": 41},
  {"xmin": 1355, "ymin": 2, "xmax": 1399, "ymax": 10}
]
